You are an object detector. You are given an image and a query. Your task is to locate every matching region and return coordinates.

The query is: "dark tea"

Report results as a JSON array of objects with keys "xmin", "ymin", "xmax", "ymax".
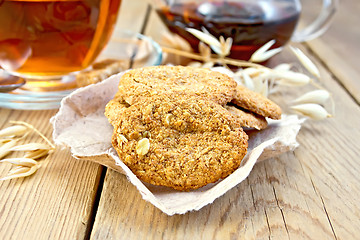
[
  {"xmin": 0, "ymin": 0, "xmax": 121, "ymax": 78},
  {"xmin": 156, "ymin": 1, "xmax": 300, "ymax": 60}
]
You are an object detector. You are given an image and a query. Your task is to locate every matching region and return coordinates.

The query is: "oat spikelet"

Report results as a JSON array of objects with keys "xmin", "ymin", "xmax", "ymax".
[
  {"xmin": 0, "ymin": 121, "xmax": 54, "ymax": 181},
  {"xmin": 8, "ymin": 166, "xmax": 31, "ymax": 175},
  {"xmin": 290, "ymin": 46, "xmax": 320, "ymax": 78},
  {"xmin": 0, "ymin": 158, "xmax": 38, "ymax": 167},
  {"xmin": 0, "ymin": 157, "xmax": 38, "ymax": 167},
  {"xmin": 250, "ymin": 40, "xmax": 282, "ymax": 62},
  {"xmin": 24, "ymin": 149, "xmax": 52, "ymax": 160},
  {"xmin": 0, "ymin": 140, "xmax": 18, "ymax": 159},
  {"xmin": 0, "ymin": 125, "xmax": 29, "ymax": 138},
  {"xmin": 291, "ymin": 104, "xmax": 331, "ymax": 120},
  {"xmin": 0, "ymin": 165, "xmax": 39, "ymax": 181},
  {"xmin": 210, "ymin": 35, "xmax": 233, "ymax": 57},
  {"xmin": 273, "ymin": 63, "xmax": 292, "ymax": 71},
  {"xmin": 186, "ymin": 28, "xmax": 221, "ymax": 48},
  {"xmin": 293, "ymin": 90, "xmax": 330, "ymax": 104},
  {"xmin": 10, "ymin": 143, "xmax": 52, "ymax": 151},
  {"xmin": 274, "ymin": 71, "xmax": 311, "ymax": 86},
  {"xmin": 239, "ymin": 71, "xmax": 255, "ymax": 91},
  {"xmin": 250, "ymin": 77, "xmax": 267, "ymax": 95},
  {"xmin": 0, "ymin": 139, "xmax": 11, "ymax": 146},
  {"xmin": 240, "ymin": 67, "xmax": 259, "ymax": 76}
]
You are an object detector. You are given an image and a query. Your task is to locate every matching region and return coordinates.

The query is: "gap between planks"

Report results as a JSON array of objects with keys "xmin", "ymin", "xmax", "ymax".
[{"xmin": 84, "ymin": 166, "xmax": 108, "ymax": 240}]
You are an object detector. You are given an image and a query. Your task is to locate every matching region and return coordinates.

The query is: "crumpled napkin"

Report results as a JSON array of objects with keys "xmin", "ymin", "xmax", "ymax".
[{"xmin": 51, "ymin": 72, "xmax": 305, "ymax": 215}]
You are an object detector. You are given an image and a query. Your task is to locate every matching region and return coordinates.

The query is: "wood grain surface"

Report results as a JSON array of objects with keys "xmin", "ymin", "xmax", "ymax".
[
  {"xmin": 0, "ymin": 109, "xmax": 103, "ymax": 239},
  {"xmin": 301, "ymin": 0, "xmax": 360, "ymax": 103},
  {"xmin": 1, "ymin": 0, "xmax": 360, "ymax": 239}
]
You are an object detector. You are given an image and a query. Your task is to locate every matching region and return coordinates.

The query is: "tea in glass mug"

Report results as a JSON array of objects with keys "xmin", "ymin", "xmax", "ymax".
[
  {"xmin": 154, "ymin": 0, "xmax": 338, "ymax": 60},
  {"xmin": 0, "ymin": 0, "xmax": 122, "ymax": 78}
]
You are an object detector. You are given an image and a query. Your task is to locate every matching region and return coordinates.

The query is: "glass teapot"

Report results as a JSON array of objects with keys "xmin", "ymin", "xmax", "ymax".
[{"xmin": 153, "ymin": 0, "xmax": 338, "ymax": 60}]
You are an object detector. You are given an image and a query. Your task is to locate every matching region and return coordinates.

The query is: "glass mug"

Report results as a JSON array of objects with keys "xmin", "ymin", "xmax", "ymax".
[
  {"xmin": 153, "ymin": 0, "xmax": 338, "ymax": 60},
  {"xmin": 0, "ymin": 0, "xmax": 121, "ymax": 90}
]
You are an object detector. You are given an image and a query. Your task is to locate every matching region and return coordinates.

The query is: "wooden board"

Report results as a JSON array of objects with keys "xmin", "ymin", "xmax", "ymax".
[
  {"xmin": 303, "ymin": 0, "xmax": 360, "ymax": 103},
  {"xmin": 0, "ymin": 109, "xmax": 103, "ymax": 239}
]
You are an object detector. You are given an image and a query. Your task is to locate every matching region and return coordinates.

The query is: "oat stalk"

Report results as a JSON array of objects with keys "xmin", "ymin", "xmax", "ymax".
[
  {"xmin": 290, "ymin": 46, "xmax": 320, "ymax": 78},
  {"xmin": 9, "ymin": 121, "xmax": 55, "ymax": 149},
  {"xmin": 0, "ymin": 121, "xmax": 55, "ymax": 181},
  {"xmin": 161, "ymin": 46, "xmax": 266, "ymax": 69}
]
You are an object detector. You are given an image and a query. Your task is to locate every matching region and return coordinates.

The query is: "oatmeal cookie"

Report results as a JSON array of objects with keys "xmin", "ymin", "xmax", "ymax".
[
  {"xmin": 117, "ymin": 65, "xmax": 237, "ymax": 106},
  {"xmin": 111, "ymin": 94, "xmax": 248, "ymax": 191},
  {"xmin": 225, "ymin": 105, "xmax": 268, "ymax": 130},
  {"xmin": 76, "ymin": 59, "xmax": 128, "ymax": 87},
  {"xmin": 232, "ymin": 85, "xmax": 282, "ymax": 119}
]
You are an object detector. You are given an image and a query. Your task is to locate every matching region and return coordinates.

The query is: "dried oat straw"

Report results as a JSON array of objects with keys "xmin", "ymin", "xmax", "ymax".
[
  {"xmin": 52, "ymin": 71, "xmax": 305, "ymax": 215},
  {"xmin": 0, "ymin": 121, "xmax": 55, "ymax": 180}
]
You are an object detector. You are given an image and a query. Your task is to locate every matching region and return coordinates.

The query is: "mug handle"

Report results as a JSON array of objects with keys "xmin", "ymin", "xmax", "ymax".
[{"xmin": 291, "ymin": 0, "xmax": 339, "ymax": 42}]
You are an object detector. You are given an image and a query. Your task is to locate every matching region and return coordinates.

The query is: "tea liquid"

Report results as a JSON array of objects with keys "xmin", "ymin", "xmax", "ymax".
[
  {"xmin": 157, "ymin": 1, "xmax": 300, "ymax": 60},
  {"xmin": 0, "ymin": 0, "xmax": 121, "ymax": 77}
]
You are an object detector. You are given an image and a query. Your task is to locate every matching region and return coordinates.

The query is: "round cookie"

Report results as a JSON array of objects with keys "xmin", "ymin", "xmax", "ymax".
[
  {"xmin": 76, "ymin": 59, "xmax": 127, "ymax": 87},
  {"xmin": 225, "ymin": 105, "xmax": 268, "ymax": 130},
  {"xmin": 111, "ymin": 94, "xmax": 248, "ymax": 191},
  {"xmin": 231, "ymin": 85, "xmax": 282, "ymax": 120},
  {"xmin": 117, "ymin": 65, "xmax": 237, "ymax": 106}
]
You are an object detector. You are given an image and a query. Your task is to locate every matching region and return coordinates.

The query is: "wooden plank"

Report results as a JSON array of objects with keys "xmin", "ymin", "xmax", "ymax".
[
  {"xmin": 0, "ymin": 110, "xmax": 103, "ymax": 239},
  {"xmin": 90, "ymin": 4, "xmax": 360, "ymax": 240},
  {"xmin": 302, "ymin": 0, "xmax": 360, "ymax": 103},
  {"xmin": 269, "ymin": 47, "xmax": 360, "ymax": 239}
]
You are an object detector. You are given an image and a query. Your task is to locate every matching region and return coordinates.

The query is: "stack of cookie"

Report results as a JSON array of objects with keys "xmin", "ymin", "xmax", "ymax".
[{"xmin": 105, "ymin": 66, "xmax": 281, "ymax": 191}]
